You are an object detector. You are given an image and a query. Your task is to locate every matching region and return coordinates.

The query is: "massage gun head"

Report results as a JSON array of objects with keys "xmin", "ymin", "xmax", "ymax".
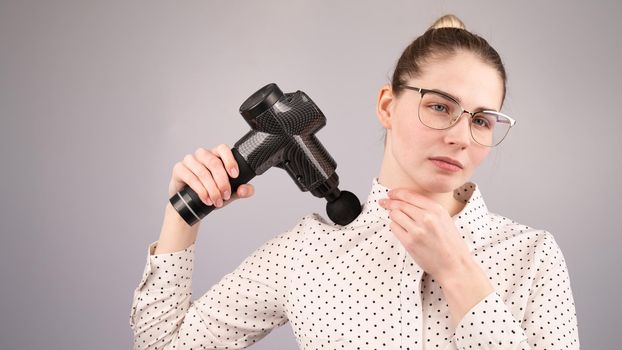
[
  {"xmin": 327, "ymin": 190, "xmax": 361, "ymax": 226},
  {"xmin": 237, "ymin": 83, "xmax": 362, "ymax": 225},
  {"xmin": 311, "ymin": 172, "xmax": 362, "ymax": 226}
]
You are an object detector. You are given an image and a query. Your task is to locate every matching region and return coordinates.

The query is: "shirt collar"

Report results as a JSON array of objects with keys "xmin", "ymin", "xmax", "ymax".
[{"xmin": 360, "ymin": 177, "xmax": 490, "ymax": 249}]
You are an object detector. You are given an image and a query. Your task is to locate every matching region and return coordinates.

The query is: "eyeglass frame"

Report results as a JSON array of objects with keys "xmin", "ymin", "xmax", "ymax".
[{"xmin": 397, "ymin": 85, "xmax": 516, "ymax": 147}]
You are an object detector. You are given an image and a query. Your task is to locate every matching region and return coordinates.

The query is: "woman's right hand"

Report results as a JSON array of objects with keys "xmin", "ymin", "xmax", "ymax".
[{"xmin": 168, "ymin": 144, "xmax": 255, "ymax": 209}]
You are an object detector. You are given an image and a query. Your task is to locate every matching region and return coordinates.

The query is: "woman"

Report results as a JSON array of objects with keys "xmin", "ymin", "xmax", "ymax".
[{"xmin": 130, "ymin": 15, "xmax": 579, "ymax": 349}]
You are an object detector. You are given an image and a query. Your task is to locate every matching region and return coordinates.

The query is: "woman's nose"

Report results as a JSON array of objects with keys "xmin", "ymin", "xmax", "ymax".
[{"xmin": 443, "ymin": 113, "xmax": 472, "ymax": 147}]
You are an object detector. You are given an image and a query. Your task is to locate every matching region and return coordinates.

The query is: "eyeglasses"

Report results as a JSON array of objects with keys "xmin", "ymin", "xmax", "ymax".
[{"xmin": 399, "ymin": 85, "xmax": 516, "ymax": 147}]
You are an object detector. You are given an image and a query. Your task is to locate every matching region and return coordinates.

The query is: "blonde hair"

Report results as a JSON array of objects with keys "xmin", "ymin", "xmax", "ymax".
[
  {"xmin": 383, "ymin": 14, "xmax": 507, "ymax": 146},
  {"xmin": 428, "ymin": 14, "xmax": 466, "ymax": 30},
  {"xmin": 391, "ymin": 13, "xmax": 506, "ymax": 102}
]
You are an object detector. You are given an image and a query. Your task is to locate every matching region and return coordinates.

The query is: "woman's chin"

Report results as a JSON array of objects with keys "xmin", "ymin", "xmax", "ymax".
[{"xmin": 421, "ymin": 175, "xmax": 463, "ymax": 193}]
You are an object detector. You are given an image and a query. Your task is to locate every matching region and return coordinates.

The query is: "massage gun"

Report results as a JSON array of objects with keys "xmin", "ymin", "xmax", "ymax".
[{"xmin": 169, "ymin": 83, "xmax": 362, "ymax": 226}]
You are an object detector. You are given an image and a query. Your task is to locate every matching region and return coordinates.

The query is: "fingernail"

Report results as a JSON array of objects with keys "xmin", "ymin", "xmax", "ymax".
[
  {"xmin": 223, "ymin": 190, "xmax": 230, "ymax": 200},
  {"xmin": 239, "ymin": 187, "xmax": 247, "ymax": 196},
  {"xmin": 230, "ymin": 167, "xmax": 238, "ymax": 178},
  {"xmin": 205, "ymin": 198, "xmax": 213, "ymax": 206},
  {"xmin": 216, "ymin": 199, "xmax": 223, "ymax": 207}
]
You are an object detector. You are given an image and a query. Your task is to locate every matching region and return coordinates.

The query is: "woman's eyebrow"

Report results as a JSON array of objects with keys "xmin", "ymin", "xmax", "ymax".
[{"xmin": 431, "ymin": 88, "xmax": 498, "ymax": 112}]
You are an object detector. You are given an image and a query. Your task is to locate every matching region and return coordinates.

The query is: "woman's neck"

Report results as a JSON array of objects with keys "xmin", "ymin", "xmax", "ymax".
[{"xmin": 377, "ymin": 173, "xmax": 466, "ymax": 217}]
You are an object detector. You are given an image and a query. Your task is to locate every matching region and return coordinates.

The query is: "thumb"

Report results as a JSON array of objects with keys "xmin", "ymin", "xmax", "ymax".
[{"xmin": 223, "ymin": 184, "xmax": 255, "ymax": 206}]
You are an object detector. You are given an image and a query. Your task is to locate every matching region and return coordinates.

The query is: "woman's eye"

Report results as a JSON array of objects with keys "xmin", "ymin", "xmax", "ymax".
[
  {"xmin": 473, "ymin": 117, "xmax": 490, "ymax": 128},
  {"xmin": 431, "ymin": 104, "xmax": 448, "ymax": 113}
]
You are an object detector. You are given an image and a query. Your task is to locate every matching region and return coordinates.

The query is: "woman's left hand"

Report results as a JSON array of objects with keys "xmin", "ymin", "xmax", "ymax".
[
  {"xmin": 378, "ymin": 187, "xmax": 495, "ymax": 325},
  {"xmin": 378, "ymin": 188, "xmax": 473, "ymax": 284}
]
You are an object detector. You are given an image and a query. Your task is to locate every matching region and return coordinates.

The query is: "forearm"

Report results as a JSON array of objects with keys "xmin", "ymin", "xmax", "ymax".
[
  {"xmin": 153, "ymin": 202, "xmax": 200, "ymax": 255},
  {"xmin": 438, "ymin": 256, "xmax": 494, "ymax": 328},
  {"xmin": 130, "ymin": 239, "xmax": 195, "ymax": 349},
  {"xmin": 438, "ymin": 257, "xmax": 532, "ymax": 349}
]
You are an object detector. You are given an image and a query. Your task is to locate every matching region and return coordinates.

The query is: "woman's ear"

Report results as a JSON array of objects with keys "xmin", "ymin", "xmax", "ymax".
[{"xmin": 376, "ymin": 84, "xmax": 395, "ymax": 129}]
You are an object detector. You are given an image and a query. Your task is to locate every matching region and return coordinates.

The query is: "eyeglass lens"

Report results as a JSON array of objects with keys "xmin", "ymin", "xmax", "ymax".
[{"xmin": 419, "ymin": 91, "xmax": 512, "ymax": 146}]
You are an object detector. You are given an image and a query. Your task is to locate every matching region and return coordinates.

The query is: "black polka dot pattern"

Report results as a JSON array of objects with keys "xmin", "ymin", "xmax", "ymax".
[{"xmin": 130, "ymin": 177, "xmax": 579, "ymax": 349}]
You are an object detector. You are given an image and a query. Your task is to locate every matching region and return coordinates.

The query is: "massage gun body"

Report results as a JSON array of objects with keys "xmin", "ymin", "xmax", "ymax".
[
  {"xmin": 235, "ymin": 91, "xmax": 336, "ymax": 194},
  {"xmin": 170, "ymin": 83, "xmax": 360, "ymax": 226}
]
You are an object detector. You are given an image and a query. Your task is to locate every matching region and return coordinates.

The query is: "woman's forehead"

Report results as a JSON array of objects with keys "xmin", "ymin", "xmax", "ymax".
[{"xmin": 410, "ymin": 52, "xmax": 504, "ymax": 109}]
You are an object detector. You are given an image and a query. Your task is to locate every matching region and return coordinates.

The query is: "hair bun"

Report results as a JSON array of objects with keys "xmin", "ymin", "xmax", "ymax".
[{"xmin": 429, "ymin": 14, "xmax": 466, "ymax": 30}]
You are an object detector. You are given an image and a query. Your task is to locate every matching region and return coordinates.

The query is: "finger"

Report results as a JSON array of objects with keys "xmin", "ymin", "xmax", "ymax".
[
  {"xmin": 172, "ymin": 162, "xmax": 212, "ymax": 206},
  {"xmin": 238, "ymin": 184, "xmax": 254, "ymax": 198},
  {"xmin": 210, "ymin": 144, "xmax": 237, "ymax": 200},
  {"xmin": 230, "ymin": 184, "xmax": 254, "ymax": 200},
  {"xmin": 382, "ymin": 198, "xmax": 422, "ymax": 223},
  {"xmin": 387, "ymin": 189, "xmax": 441, "ymax": 211},
  {"xmin": 389, "ymin": 219, "xmax": 415, "ymax": 248},
  {"xmin": 389, "ymin": 209, "xmax": 422, "ymax": 237},
  {"xmin": 212, "ymin": 144, "xmax": 239, "ymax": 179},
  {"xmin": 182, "ymin": 153, "xmax": 222, "ymax": 207},
  {"xmin": 220, "ymin": 184, "xmax": 255, "ymax": 209},
  {"xmin": 194, "ymin": 147, "xmax": 231, "ymax": 203}
]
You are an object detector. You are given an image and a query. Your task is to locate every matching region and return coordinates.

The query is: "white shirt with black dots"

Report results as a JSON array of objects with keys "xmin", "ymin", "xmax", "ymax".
[{"xmin": 130, "ymin": 177, "xmax": 579, "ymax": 349}]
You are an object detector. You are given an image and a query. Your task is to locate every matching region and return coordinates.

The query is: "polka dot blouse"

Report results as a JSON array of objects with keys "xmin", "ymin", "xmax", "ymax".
[{"xmin": 130, "ymin": 177, "xmax": 579, "ymax": 349}]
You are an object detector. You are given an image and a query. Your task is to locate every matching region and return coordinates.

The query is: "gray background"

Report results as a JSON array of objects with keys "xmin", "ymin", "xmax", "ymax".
[{"xmin": 1, "ymin": 0, "xmax": 619, "ymax": 348}]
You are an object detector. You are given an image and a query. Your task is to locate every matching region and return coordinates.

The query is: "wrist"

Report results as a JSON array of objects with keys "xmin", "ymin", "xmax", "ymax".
[
  {"xmin": 437, "ymin": 254, "xmax": 486, "ymax": 288},
  {"xmin": 153, "ymin": 202, "xmax": 200, "ymax": 255},
  {"xmin": 437, "ymin": 256, "xmax": 494, "ymax": 326}
]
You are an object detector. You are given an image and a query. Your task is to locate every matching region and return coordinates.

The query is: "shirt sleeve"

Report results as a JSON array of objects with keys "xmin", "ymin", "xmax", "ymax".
[
  {"xmin": 129, "ymin": 217, "xmax": 308, "ymax": 350},
  {"xmin": 452, "ymin": 232, "xmax": 580, "ymax": 349}
]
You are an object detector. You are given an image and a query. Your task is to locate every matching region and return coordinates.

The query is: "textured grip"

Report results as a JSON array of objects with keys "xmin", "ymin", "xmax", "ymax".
[{"xmin": 169, "ymin": 148, "xmax": 256, "ymax": 226}]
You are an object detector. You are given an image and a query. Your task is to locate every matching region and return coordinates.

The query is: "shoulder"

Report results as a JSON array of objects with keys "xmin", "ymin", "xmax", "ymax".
[
  {"xmin": 232, "ymin": 212, "xmax": 338, "ymax": 276},
  {"xmin": 245, "ymin": 212, "xmax": 335, "ymax": 255},
  {"xmin": 487, "ymin": 211, "xmax": 567, "ymax": 266},
  {"xmin": 279, "ymin": 211, "xmax": 346, "ymax": 237}
]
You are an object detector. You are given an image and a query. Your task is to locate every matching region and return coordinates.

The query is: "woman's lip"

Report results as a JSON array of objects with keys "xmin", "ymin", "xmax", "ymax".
[
  {"xmin": 430, "ymin": 159, "xmax": 462, "ymax": 172},
  {"xmin": 429, "ymin": 157, "xmax": 463, "ymax": 168}
]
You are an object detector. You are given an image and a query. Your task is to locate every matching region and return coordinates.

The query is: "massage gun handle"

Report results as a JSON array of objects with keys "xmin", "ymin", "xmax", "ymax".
[{"xmin": 169, "ymin": 148, "xmax": 256, "ymax": 226}]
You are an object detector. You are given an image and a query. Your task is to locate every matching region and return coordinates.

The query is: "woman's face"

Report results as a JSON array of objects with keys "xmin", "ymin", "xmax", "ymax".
[{"xmin": 377, "ymin": 50, "xmax": 504, "ymax": 194}]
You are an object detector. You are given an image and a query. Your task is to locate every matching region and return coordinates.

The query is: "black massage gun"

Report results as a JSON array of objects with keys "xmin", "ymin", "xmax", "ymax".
[{"xmin": 169, "ymin": 83, "xmax": 362, "ymax": 226}]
